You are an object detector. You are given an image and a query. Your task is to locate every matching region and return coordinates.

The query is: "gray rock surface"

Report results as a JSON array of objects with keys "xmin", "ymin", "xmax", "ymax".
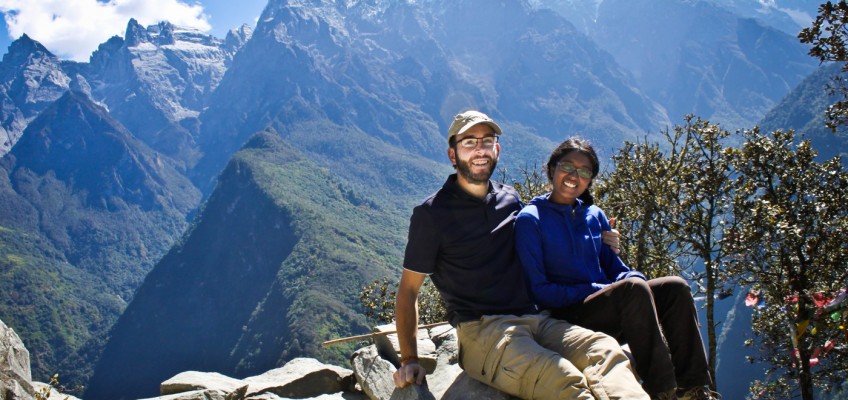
[
  {"xmin": 160, "ymin": 371, "xmax": 248, "ymax": 396},
  {"xmin": 244, "ymin": 358, "xmax": 355, "ymax": 399},
  {"xmin": 371, "ymin": 324, "xmax": 437, "ymax": 373},
  {"xmin": 0, "ymin": 319, "xmax": 34, "ymax": 400},
  {"xmin": 351, "ymin": 323, "xmax": 516, "ymax": 400},
  {"xmin": 1, "ymin": 316, "xmax": 513, "ymax": 400}
]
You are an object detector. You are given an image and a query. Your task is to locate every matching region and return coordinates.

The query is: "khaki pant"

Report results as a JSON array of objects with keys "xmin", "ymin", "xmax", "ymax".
[{"xmin": 457, "ymin": 313, "xmax": 649, "ymax": 400}]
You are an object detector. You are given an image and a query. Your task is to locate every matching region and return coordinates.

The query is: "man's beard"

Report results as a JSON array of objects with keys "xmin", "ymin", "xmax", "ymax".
[{"xmin": 456, "ymin": 156, "xmax": 497, "ymax": 185}]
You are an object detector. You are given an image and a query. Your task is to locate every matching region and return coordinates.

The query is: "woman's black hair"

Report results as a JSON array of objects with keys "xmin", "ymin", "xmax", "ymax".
[{"xmin": 545, "ymin": 137, "xmax": 599, "ymax": 206}]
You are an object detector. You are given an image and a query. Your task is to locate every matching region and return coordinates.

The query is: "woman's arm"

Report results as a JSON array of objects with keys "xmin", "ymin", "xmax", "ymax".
[
  {"xmin": 515, "ymin": 211, "xmax": 597, "ymax": 309},
  {"xmin": 595, "ymin": 208, "xmax": 646, "ymax": 282}
]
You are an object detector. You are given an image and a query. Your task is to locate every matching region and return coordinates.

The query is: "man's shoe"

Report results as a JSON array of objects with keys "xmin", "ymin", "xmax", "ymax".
[{"xmin": 678, "ymin": 386, "xmax": 721, "ymax": 400}]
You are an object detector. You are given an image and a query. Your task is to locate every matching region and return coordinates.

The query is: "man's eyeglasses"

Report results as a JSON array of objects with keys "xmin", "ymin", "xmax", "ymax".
[
  {"xmin": 458, "ymin": 136, "xmax": 498, "ymax": 149},
  {"xmin": 556, "ymin": 162, "xmax": 593, "ymax": 179}
]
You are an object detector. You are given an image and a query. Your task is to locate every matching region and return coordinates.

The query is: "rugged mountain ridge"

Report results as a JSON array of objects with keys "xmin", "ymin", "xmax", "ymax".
[
  {"xmin": 0, "ymin": 19, "xmax": 248, "ymax": 163},
  {"xmin": 0, "ymin": 91, "xmax": 200, "ymax": 386},
  {"xmin": 86, "ymin": 131, "xmax": 409, "ymax": 400},
  {"xmin": 759, "ymin": 62, "xmax": 848, "ymax": 163},
  {"xmin": 0, "ymin": 20, "xmax": 240, "ymax": 386},
  {"xmin": 535, "ymin": 0, "xmax": 817, "ymax": 129},
  {"xmin": 191, "ymin": 0, "xmax": 672, "ymax": 190},
  {"xmin": 0, "ymin": 35, "xmax": 71, "ymax": 153},
  {"xmin": 82, "ymin": 19, "xmax": 243, "ymax": 166}
]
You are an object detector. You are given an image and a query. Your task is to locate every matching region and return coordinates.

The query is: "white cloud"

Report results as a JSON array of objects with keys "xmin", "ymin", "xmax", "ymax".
[{"xmin": 0, "ymin": 0, "xmax": 211, "ymax": 61}]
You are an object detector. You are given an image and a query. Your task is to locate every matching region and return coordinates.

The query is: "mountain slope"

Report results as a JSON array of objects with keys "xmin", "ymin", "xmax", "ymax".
[
  {"xmin": 0, "ymin": 91, "xmax": 200, "ymax": 386},
  {"xmin": 759, "ymin": 62, "xmax": 848, "ymax": 162},
  {"xmin": 538, "ymin": 0, "xmax": 817, "ymax": 129},
  {"xmin": 6, "ymin": 91, "xmax": 199, "ymax": 289},
  {"xmin": 86, "ymin": 131, "xmax": 409, "ymax": 400},
  {"xmin": 192, "ymin": 0, "xmax": 668, "ymax": 191}
]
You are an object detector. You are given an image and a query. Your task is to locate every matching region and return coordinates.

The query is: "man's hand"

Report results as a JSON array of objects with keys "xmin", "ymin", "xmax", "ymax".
[
  {"xmin": 394, "ymin": 270, "xmax": 427, "ymax": 388},
  {"xmin": 602, "ymin": 218, "xmax": 621, "ymax": 254},
  {"xmin": 393, "ymin": 361, "xmax": 426, "ymax": 388}
]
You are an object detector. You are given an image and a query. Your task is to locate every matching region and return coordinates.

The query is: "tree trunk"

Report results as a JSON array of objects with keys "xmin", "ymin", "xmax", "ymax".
[
  {"xmin": 705, "ymin": 258, "xmax": 717, "ymax": 391},
  {"xmin": 796, "ymin": 297, "xmax": 814, "ymax": 400}
]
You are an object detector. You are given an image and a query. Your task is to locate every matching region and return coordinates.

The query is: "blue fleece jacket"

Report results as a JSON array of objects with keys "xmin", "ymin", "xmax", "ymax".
[{"xmin": 514, "ymin": 194, "xmax": 646, "ymax": 309}]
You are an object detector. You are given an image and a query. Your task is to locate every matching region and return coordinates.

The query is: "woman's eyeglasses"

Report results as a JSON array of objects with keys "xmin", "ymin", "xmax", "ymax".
[{"xmin": 556, "ymin": 162, "xmax": 593, "ymax": 179}]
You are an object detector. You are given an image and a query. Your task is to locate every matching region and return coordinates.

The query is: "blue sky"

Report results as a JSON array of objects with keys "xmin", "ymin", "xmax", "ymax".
[{"xmin": 0, "ymin": 0, "xmax": 268, "ymax": 61}]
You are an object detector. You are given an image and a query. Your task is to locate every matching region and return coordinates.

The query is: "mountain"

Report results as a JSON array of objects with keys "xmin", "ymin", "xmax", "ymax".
[
  {"xmin": 86, "ymin": 131, "xmax": 416, "ymax": 400},
  {"xmin": 525, "ymin": 0, "xmax": 819, "ymax": 37},
  {"xmin": 0, "ymin": 35, "xmax": 71, "ymax": 154},
  {"xmin": 0, "ymin": 91, "xmax": 200, "ymax": 386},
  {"xmin": 191, "ymin": 0, "xmax": 669, "ymax": 191},
  {"xmin": 710, "ymin": 0, "xmax": 820, "ymax": 35},
  {"xmin": 80, "ymin": 19, "xmax": 243, "ymax": 167},
  {"xmin": 759, "ymin": 62, "xmax": 848, "ymax": 163},
  {"xmin": 0, "ymin": 19, "xmax": 247, "ymax": 166},
  {"xmin": 534, "ymin": 0, "xmax": 817, "ymax": 130}
]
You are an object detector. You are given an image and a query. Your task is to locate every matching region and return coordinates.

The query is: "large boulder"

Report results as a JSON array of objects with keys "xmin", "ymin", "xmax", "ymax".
[
  {"xmin": 243, "ymin": 358, "xmax": 356, "ymax": 399},
  {"xmin": 0, "ymin": 319, "xmax": 34, "ymax": 400},
  {"xmin": 139, "ymin": 389, "xmax": 230, "ymax": 400},
  {"xmin": 351, "ymin": 323, "xmax": 516, "ymax": 400},
  {"xmin": 160, "ymin": 371, "xmax": 248, "ymax": 397},
  {"xmin": 155, "ymin": 360, "xmax": 366, "ymax": 400}
]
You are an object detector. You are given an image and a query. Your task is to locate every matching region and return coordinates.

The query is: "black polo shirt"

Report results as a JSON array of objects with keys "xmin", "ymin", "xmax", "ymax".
[{"xmin": 403, "ymin": 174, "xmax": 537, "ymax": 326}]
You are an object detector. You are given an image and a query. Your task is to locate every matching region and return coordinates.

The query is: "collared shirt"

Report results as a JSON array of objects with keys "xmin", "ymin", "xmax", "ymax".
[{"xmin": 403, "ymin": 174, "xmax": 537, "ymax": 326}]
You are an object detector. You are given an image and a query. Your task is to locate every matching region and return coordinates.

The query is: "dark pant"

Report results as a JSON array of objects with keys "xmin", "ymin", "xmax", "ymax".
[{"xmin": 551, "ymin": 276, "xmax": 712, "ymax": 397}]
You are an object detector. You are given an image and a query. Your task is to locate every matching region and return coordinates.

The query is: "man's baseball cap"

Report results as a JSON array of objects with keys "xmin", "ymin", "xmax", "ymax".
[{"xmin": 447, "ymin": 110, "xmax": 502, "ymax": 142}]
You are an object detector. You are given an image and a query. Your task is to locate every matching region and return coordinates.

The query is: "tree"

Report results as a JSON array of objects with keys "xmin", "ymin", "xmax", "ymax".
[
  {"xmin": 359, "ymin": 277, "xmax": 445, "ymax": 326},
  {"xmin": 662, "ymin": 117, "xmax": 736, "ymax": 389},
  {"xmin": 725, "ymin": 128, "xmax": 848, "ymax": 400},
  {"xmin": 502, "ymin": 164, "xmax": 550, "ymax": 204},
  {"xmin": 595, "ymin": 134, "xmax": 684, "ymax": 278},
  {"xmin": 799, "ymin": 1, "xmax": 848, "ymax": 130},
  {"xmin": 595, "ymin": 115, "xmax": 736, "ymax": 391}
]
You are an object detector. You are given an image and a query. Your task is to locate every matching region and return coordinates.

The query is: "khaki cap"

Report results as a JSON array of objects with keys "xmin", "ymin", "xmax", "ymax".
[{"xmin": 447, "ymin": 110, "xmax": 502, "ymax": 142}]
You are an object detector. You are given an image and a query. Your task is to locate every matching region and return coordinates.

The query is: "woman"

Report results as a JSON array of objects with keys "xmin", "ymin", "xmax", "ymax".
[{"xmin": 514, "ymin": 137, "xmax": 718, "ymax": 400}]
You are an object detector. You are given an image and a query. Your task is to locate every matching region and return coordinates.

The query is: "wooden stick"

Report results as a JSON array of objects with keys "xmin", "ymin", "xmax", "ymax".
[{"xmin": 321, "ymin": 321, "xmax": 450, "ymax": 347}]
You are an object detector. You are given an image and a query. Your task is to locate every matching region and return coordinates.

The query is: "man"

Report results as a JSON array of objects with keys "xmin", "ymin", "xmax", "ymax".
[{"xmin": 393, "ymin": 110, "xmax": 649, "ymax": 399}]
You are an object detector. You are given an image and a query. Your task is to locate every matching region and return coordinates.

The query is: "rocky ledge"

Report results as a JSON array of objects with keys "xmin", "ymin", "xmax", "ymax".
[{"xmin": 1, "ymin": 319, "xmax": 515, "ymax": 400}]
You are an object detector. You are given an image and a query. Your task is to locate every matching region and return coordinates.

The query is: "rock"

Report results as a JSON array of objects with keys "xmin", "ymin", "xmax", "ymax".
[
  {"xmin": 160, "ymin": 371, "xmax": 248, "ymax": 397},
  {"xmin": 244, "ymin": 358, "xmax": 355, "ymax": 399},
  {"xmin": 428, "ymin": 326, "xmax": 458, "ymax": 365},
  {"xmin": 0, "ymin": 319, "xmax": 35, "ymax": 400},
  {"xmin": 350, "ymin": 345, "xmax": 397, "ymax": 400},
  {"xmin": 1, "ymin": 314, "xmax": 513, "ymax": 400},
  {"xmin": 245, "ymin": 393, "xmax": 367, "ymax": 400},
  {"xmin": 31, "ymin": 382, "xmax": 82, "ymax": 400},
  {"xmin": 371, "ymin": 324, "xmax": 437, "ymax": 374},
  {"xmin": 435, "ymin": 372, "xmax": 514, "ymax": 400},
  {"xmin": 351, "ymin": 330, "xmax": 514, "ymax": 400},
  {"xmin": 388, "ymin": 384, "xmax": 437, "ymax": 400},
  {"xmin": 1, "ymin": 379, "xmax": 34, "ymax": 400},
  {"xmin": 139, "ymin": 389, "xmax": 228, "ymax": 400}
]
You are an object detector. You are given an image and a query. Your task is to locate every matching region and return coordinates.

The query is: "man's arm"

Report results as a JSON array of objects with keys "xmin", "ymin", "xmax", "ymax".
[{"xmin": 393, "ymin": 268, "xmax": 427, "ymax": 388}]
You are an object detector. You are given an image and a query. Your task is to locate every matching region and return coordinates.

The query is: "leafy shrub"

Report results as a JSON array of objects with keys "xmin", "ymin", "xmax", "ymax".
[{"xmin": 360, "ymin": 276, "xmax": 446, "ymax": 325}]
